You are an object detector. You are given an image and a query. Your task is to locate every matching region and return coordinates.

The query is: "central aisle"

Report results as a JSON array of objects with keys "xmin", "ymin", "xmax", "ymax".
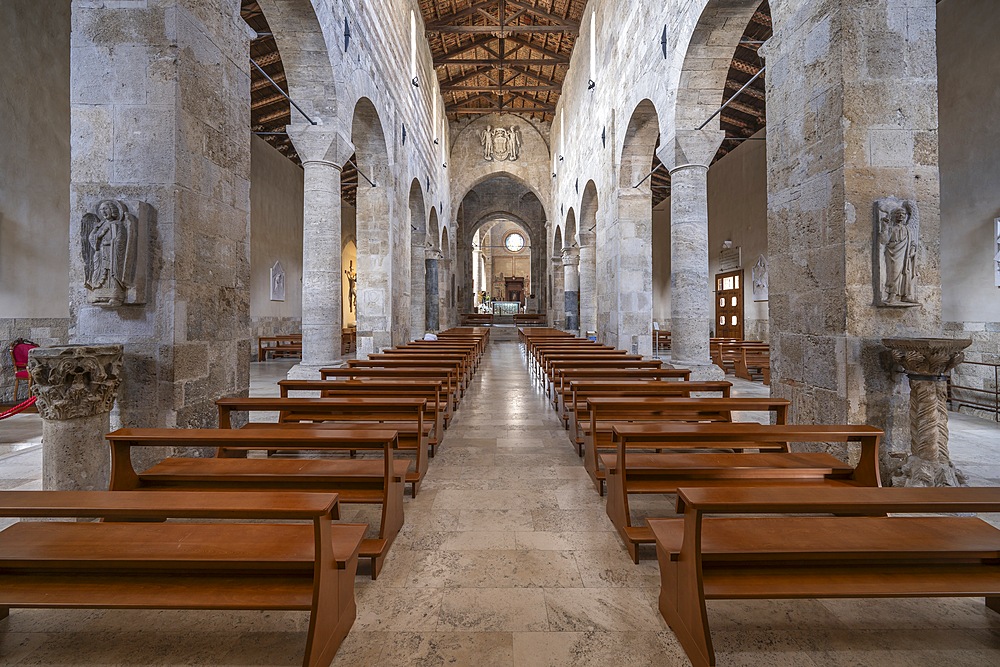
[{"xmin": 332, "ymin": 340, "xmax": 681, "ymax": 664}]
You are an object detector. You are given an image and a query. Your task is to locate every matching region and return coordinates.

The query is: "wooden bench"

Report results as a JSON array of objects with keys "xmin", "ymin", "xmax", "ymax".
[
  {"xmin": 528, "ymin": 341, "xmax": 615, "ymax": 377},
  {"xmin": 734, "ymin": 343, "xmax": 770, "ymax": 384},
  {"xmin": 551, "ymin": 367, "xmax": 693, "ymax": 414},
  {"xmin": 320, "ymin": 367, "xmax": 460, "ymax": 412},
  {"xmin": 216, "ymin": 396, "xmax": 430, "ymax": 496},
  {"xmin": 0, "ymin": 490, "xmax": 364, "ymax": 667},
  {"xmin": 583, "ymin": 397, "xmax": 791, "ymax": 494},
  {"xmin": 279, "ymin": 378, "xmax": 447, "ymax": 452},
  {"xmin": 604, "ymin": 423, "xmax": 882, "ymax": 562},
  {"xmin": 106, "ymin": 427, "xmax": 406, "ymax": 579},
  {"xmin": 459, "ymin": 313, "xmax": 494, "ymax": 326},
  {"xmin": 564, "ymin": 380, "xmax": 733, "ymax": 454},
  {"xmin": 513, "ymin": 313, "xmax": 546, "ymax": 327},
  {"xmin": 518, "ymin": 326, "xmax": 573, "ymax": 345},
  {"xmin": 342, "ymin": 328, "xmax": 357, "ymax": 355},
  {"xmin": 545, "ymin": 359, "xmax": 664, "ymax": 401},
  {"xmin": 258, "ymin": 334, "xmax": 303, "ymax": 361},
  {"xmin": 349, "ymin": 358, "xmax": 470, "ymax": 394},
  {"xmin": 650, "ymin": 486, "xmax": 1000, "ymax": 667}
]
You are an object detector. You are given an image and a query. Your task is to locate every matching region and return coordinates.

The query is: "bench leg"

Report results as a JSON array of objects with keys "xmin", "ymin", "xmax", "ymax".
[
  {"xmin": 987, "ymin": 597, "xmax": 1000, "ymax": 614},
  {"xmin": 657, "ymin": 540, "xmax": 715, "ymax": 667}
]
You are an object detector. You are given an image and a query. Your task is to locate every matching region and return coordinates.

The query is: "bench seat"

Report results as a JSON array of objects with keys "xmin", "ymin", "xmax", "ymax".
[
  {"xmin": 650, "ymin": 486, "xmax": 1000, "ymax": 667},
  {"xmin": 0, "ymin": 490, "xmax": 363, "ymax": 667}
]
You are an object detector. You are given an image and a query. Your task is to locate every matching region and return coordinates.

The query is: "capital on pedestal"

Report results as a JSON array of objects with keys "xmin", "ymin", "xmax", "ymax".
[
  {"xmin": 28, "ymin": 345, "xmax": 124, "ymax": 421},
  {"xmin": 287, "ymin": 122, "xmax": 354, "ymax": 168}
]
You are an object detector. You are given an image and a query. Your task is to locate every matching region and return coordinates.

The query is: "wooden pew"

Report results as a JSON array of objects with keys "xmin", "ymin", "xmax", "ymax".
[
  {"xmin": 551, "ymin": 367, "xmax": 693, "ymax": 415},
  {"xmin": 279, "ymin": 378, "xmax": 446, "ymax": 452},
  {"xmin": 0, "ymin": 490, "xmax": 364, "ymax": 667},
  {"xmin": 582, "ymin": 397, "xmax": 791, "ymax": 494},
  {"xmin": 650, "ymin": 486, "xmax": 1000, "ymax": 667},
  {"xmin": 604, "ymin": 423, "xmax": 882, "ymax": 562},
  {"xmin": 564, "ymin": 380, "xmax": 733, "ymax": 454},
  {"xmin": 513, "ymin": 313, "xmax": 546, "ymax": 327},
  {"xmin": 106, "ymin": 427, "xmax": 405, "ymax": 579},
  {"xmin": 459, "ymin": 313, "xmax": 494, "ymax": 326},
  {"xmin": 258, "ymin": 334, "xmax": 303, "ymax": 361},
  {"xmin": 518, "ymin": 326, "xmax": 573, "ymax": 345},
  {"xmin": 320, "ymin": 367, "xmax": 460, "ymax": 413},
  {"xmin": 734, "ymin": 343, "xmax": 770, "ymax": 384},
  {"xmin": 527, "ymin": 341, "xmax": 614, "ymax": 376},
  {"xmin": 349, "ymin": 358, "xmax": 470, "ymax": 394},
  {"xmin": 545, "ymin": 359, "xmax": 664, "ymax": 401},
  {"xmin": 216, "ymin": 396, "xmax": 429, "ymax": 496}
]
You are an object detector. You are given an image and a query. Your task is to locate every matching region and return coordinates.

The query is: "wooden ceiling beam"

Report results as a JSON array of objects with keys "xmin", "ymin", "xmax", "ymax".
[
  {"xmin": 439, "ymin": 66, "xmax": 496, "ymax": 87},
  {"xmin": 433, "ymin": 36, "xmax": 497, "ymax": 62},
  {"xmin": 427, "ymin": 25, "xmax": 578, "ymax": 34},
  {"xmin": 426, "ymin": 0, "xmax": 498, "ymax": 28},
  {"xmin": 251, "ymin": 72, "xmax": 285, "ymax": 92},
  {"xmin": 500, "ymin": 65, "xmax": 560, "ymax": 86},
  {"xmin": 442, "ymin": 85, "xmax": 559, "ymax": 92},
  {"xmin": 450, "ymin": 106, "xmax": 555, "ymax": 114},
  {"xmin": 503, "ymin": 0, "xmax": 578, "ymax": 27},
  {"xmin": 503, "ymin": 35, "xmax": 570, "ymax": 62},
  {"xmin": 436, "ymin": 58, "xmax": 567, "ymax": 66}
]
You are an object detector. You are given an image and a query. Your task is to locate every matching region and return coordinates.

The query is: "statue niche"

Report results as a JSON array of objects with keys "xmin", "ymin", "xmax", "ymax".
[
  {"xmin": 81, "ymin": 199, "xmax": 147, "ymax": 307},
  {"xmin": 873, "ymin": 197, "xmax": 920, "ymax": 307}
]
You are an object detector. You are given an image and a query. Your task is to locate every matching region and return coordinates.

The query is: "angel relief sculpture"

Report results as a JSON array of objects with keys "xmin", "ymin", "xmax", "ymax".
[
  {"xmin": 81, "ymin": 199, "xmax": 141, "ymax": 307},
  {"xmin": 873, "ymin": 197, "xmax": 920, "ymax": 307}
]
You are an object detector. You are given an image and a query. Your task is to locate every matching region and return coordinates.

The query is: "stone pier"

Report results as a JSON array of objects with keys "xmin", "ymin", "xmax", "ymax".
[
  {"xmin": 562, "ymin": 246, "xmax": 580, "ymax": 333},
  {"xmin": 425, "ymin": 249, "xmax": 441, "ymax": 332}
]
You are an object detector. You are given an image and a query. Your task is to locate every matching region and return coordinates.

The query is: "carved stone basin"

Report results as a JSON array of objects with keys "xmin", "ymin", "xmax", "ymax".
[{"xmin": 881, "ymin": 337, "xmax": 971, "ymax": 487}]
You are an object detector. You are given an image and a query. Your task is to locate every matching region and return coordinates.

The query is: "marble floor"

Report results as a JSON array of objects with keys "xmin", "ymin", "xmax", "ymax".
[{"xmin": 2, "ymin": 341, "xmax": 1000, "ymax": 665}]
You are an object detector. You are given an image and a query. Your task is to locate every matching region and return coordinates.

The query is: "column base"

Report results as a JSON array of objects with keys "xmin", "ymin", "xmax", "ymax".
[
  {"xmin": 892, "ymin": 455, "xmax": 968, "ymax": 488},
  {"xmin": 287, "ymin": 361, "xmax": 345, "ymax": 380},
  {"xmin": 666, "ymin": 357, "xmax": 726, "ymax": 382}
]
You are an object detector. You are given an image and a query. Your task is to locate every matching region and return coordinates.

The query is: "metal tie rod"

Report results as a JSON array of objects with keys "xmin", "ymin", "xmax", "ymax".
[
  {"xmin": 696, "ymin": 65, "xmax": 766, "ymax": 131},
  {"xmin": 250, "ymin": 58, "xmax": 317, "ymax": 126},
  {"xmin": 348, "ymin": 158, "xmax": 377, "ymax": 188},
  {"xmin": 632, "ymin": 161, "xmax": 667, "ymax": 189}
]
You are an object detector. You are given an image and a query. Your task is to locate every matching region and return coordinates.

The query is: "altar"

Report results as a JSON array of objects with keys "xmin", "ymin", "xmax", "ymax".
[{"xmin": 491, "ymin": 301, "xmax": 521, "ymax": 316}]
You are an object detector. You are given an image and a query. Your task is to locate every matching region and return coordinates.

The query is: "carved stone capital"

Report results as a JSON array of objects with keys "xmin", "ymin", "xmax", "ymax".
[
  {"xmin": 882, "ymin": 337, "xmax": 971, "ymax": 378},
  {"xmin": 561, "ymin": 246, "xmax": 581, "ymax": 267},
  {"xmin": 287, "ymin": 123, "xmax": 354, "ymax": 168},
  {"xmin": 28, "ymin": 345, "xmax": 124, "ymax": 421},
  {"xmin": 658, "ymin": 129, "xmax": 726, "ymax": 172}
]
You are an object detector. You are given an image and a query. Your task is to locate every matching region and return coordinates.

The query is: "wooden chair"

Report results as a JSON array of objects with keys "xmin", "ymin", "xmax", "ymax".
[{"xmin": 9, "ymin": 338, "xmax": 38, "ymax": 401}]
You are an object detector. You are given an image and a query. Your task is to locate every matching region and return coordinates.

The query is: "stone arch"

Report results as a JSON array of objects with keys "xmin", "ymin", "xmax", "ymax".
[
  {"xmin": 607, "ymin": 99, "xmax": 660, "ymax": 352},
  {"xmin": 579, "ymin": 181, "xmax": 599, "ymax": 335},
  {"xmin": 255, "ymin": 0, "xmax": 337, "ymax": 122},
  {"xmin": 563, "ymin": 208, "xmax": 580, "ymax": 332},
  {"xmin": 456, "ymin": 170, "xmax": 549, "ymax": 226},
  {"xmin": 671, "ymin": 0, "xmax": 764, "ymax": 138},
  {"xmin": 564, "ymin": 208, "xmax": 577, "ymax": 247},
  {"xmin": 424, "ymin": 208, "xmax": 441, "ymax": 332},
  {"xmin": 408, "ymin": 178, "xmax": 427, "ymax": 340},
  {"xmin": 456, "ymin": 173, "xmax": 547, "ymax": 319},
  {"xmin": 351, "ymin": 97, "xmax": 392, "ymax": 356}
]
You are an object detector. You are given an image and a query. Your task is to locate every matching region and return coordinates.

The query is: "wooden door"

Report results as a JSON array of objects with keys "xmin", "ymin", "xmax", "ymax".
[{"xmin": 715, "ymin": 269, "xmax": 744, "ymax": 340}]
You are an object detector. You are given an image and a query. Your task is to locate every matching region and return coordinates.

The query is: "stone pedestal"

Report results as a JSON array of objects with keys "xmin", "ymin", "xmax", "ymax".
[
  {"xmin": 28, "ymin": 345, "xmax": 123, "ymax": 491},
  {"xmin": 883, "ymin": 338, "xmax": 971, "ymax": 487},
  {"xmin": 562, "ymin": 247, "xmax": 580, "ymax": 333}
]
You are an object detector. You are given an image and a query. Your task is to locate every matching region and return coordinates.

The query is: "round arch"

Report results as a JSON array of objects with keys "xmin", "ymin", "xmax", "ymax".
[
  {"xmin": 351, "ymin": 97, "xmax": 392, "ymax": 355},
  {"xmin": 408, "ymin": 178, "xmax": 427, "ymax": 340}
]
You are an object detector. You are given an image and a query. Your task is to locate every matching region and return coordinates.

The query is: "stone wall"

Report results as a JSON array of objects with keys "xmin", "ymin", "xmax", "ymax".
[
  {"xmin": 0, "ymin": 0, "xmax": 71, "ymax": 322},
  {"xmin": 249, "ymin": 135, "xmax": 303, "ymax": 358},
  {"xmin": 937, "ymin": 0, "xmax": 1000, "ymax": 421}
]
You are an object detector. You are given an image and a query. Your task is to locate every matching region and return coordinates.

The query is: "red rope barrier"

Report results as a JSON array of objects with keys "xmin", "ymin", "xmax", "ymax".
[{"xmin": 0, "ymin": 395, "xmax": 37, "ymax": 420}]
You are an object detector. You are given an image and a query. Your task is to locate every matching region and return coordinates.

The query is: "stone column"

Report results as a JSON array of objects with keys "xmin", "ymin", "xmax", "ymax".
[
  {"xmin": 70, "ymin": 0, "xmax": 252, "ymax": 431},
  {"xmin": 551, "ymin": 255, "xmax": 564, "ymax": 329},
  {"xmin": 883, "ymin": 338, "xmax": 971, "ymax": 487},
  {"xmin": 287, "ymin": 124, "xmax": 354, "ymax": 376},
  {"xmin": 661, "ymin": 131, "xmax": 726, "ymax": 379},
  {"xmin": 425, "ymin": 248, "xmax": 441, "ymax": 332},
  {"xmin": 579, "ymin": 242, "xmax": 597, "ymax": 335},
  {"xmin": 439, "ymin": 258, "xmax": 452, "ymax": 329},
  {"xmin": 562, "ymin": 246, "xmax": 581, "ymax": 333},
  {"xmin": 764, "ymin": 0, "xmax": 942, "ymax": 462},
  {"xmin": 28, "ymin": 345, "xmax": 122, "ymax": 491}
]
